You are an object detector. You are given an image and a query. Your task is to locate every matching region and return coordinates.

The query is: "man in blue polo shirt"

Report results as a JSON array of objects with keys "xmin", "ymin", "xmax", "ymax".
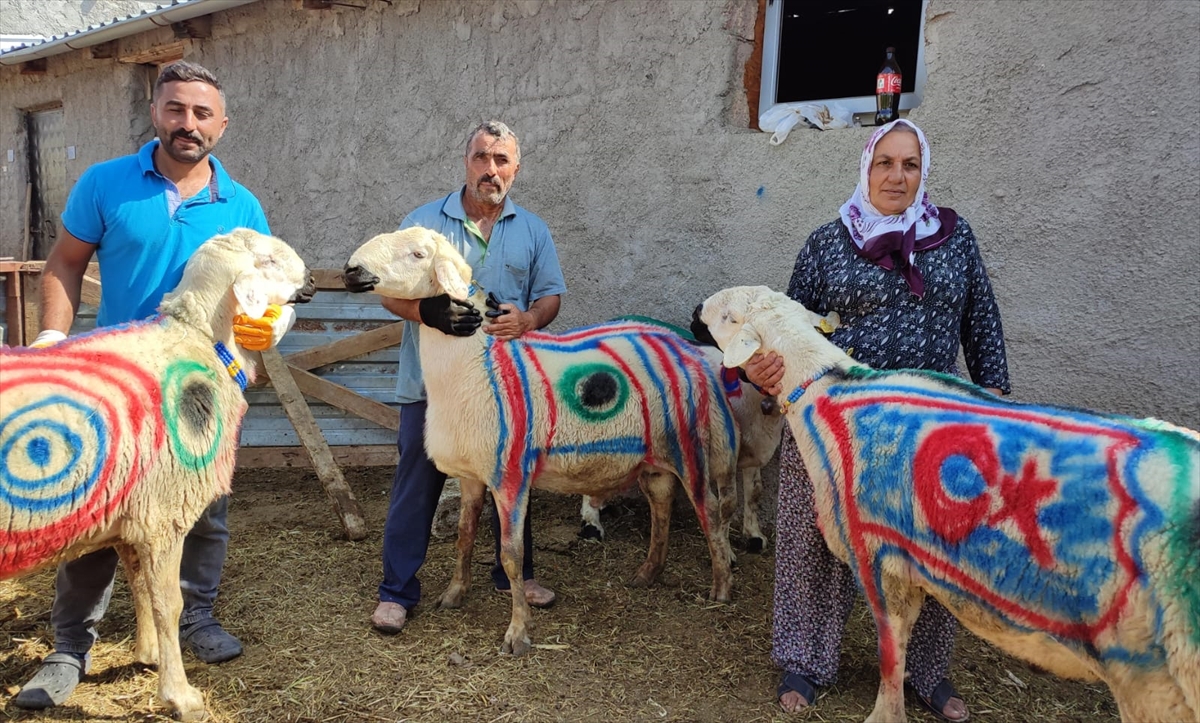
[
  {"xmin": 371, "ymin": 120, "xmax": 567, "ymax": 634},
  {"xmin": 16, "ymin": 60, "xmax": 274, "ymax": 710}
]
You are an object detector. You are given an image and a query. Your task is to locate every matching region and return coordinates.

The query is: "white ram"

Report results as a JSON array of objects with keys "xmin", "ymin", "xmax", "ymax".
[{"xmin": 0, "ymin": 229, "xmax": 313, "ymax": 721}]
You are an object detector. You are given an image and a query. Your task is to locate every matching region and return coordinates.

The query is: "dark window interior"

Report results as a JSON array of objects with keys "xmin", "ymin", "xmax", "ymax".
[{"xmin": 776, "ymin": 0, "xmax": 923, "ymax": 104}]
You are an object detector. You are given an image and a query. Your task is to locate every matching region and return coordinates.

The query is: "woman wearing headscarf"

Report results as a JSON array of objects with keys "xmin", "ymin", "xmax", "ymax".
[{"xmin": 748, "ymin": 119, "xmax": 1011, "ymax": 721}]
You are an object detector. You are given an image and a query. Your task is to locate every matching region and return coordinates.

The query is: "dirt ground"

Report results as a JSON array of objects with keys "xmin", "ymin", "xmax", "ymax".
[{"xmin": 2, "ymin": 466, "xmax": 1120, "ymax": 723}]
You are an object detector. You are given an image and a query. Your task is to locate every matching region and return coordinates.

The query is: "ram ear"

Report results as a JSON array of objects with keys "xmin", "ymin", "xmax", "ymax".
[
  {"xmin": 232, "ymin": 271, "xmax": 269, "ymax": 319},
  {"xmin": 723, "ymin": 321, "xmax": 762, "ymax": 368},
  {"xmin": 433, "ymin": 254, "xmax": 471, "ymax": 301}
]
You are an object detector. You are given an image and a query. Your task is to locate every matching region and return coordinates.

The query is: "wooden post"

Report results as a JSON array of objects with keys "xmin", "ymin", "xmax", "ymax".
[
  {"xmin": 21, "ymin": 269, "xmax": 40, "ymax": 345},
  {"xmin": 0, "ymin": 262, "xmax": 24, "ymax": 346},
  {"xmin": 260, "ymin": 347, "xmax": 368, "ymax": 541}
]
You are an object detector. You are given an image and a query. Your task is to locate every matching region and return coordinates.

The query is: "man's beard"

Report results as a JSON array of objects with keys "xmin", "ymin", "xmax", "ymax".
[
  {"xmin": 469, "ymin": 177, "xmax": 507, "ymax": 206},
  {"xmin": 157, "ymin": 128, "xmax": 214, "ymax": 163}
]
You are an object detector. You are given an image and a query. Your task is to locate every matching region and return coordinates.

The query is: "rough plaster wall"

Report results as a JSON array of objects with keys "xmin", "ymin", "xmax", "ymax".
[
  {"xmin": 0, "ymin": 0, "xmax": 163, "ymax": 37},
  {"xmin": 0, "ymin": 0, "xmax": 1196, "ymax": 432},
  {"xmin": 0, "ymin": 54, "xmax": 149, "ymax": 253}
]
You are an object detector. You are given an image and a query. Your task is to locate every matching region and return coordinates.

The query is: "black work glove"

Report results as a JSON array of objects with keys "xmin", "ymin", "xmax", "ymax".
[
  {"xmin": 484, "ymin": 291, "xmax": 511, "ymax": 319},
  {"xmin": 418, "ymin": 294, "xmax": 482, "ymax": 337}
]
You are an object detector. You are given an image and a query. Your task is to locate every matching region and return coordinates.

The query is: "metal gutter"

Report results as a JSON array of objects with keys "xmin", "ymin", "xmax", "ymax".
[{"xmin": 0, "ymin": 0, "xmax": 260, "ymax": 66}]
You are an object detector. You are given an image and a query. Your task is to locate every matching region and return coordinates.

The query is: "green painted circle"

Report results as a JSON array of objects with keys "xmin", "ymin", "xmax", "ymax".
[
  {"xmin": 162, "ymin": 360, "xmax": 224, "ymax": 470},
  {"xmin": 555, "ymin": 363, "xmax": 629, "ymax": 423}
]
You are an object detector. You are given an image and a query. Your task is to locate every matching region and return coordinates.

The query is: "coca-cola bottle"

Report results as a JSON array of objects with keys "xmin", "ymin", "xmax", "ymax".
[{"xmin": 875, "ymin": 47, "xmax": 902, "ymax": 126}]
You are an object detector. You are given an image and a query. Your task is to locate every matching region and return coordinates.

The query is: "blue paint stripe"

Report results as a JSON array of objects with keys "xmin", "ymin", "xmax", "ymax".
[
  {"xmin": 0, "ymin": 396, "xmax": 107, "ymax": 512},
  {"xmin": 630, "ymin": 338, "xmax": 684, "ymax": 475},
  {"xmin": 546, "ymin": 437, "xmax": 648, "ymax": 456},
  {"xmin": 661, "ymin": 336, "xmax": 706, "ymax": 481}
]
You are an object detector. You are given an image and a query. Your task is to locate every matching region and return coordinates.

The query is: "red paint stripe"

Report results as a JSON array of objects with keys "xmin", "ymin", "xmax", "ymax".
[
  {"xmin": 491, "ymin": 342, "xmax": 528, "ymax": 512},
  {"xmin": 663, "ymin": 335, "xmax": 715, "ymax": 516},
  {"xmin": 837, "ymin": 391, "xmax": 1137, "ymax": 442},
  {"xmin": 644, "ymin": 334, "xmax": 706, "ymax": 531},
  {"xmin": 815, "ymin": 397, "xmax": 897, "ymax": 676},
  {"xmin": 522, "ymin": 345, "xmax": 557, "ymax": 480},
  {"xmin": 523, "ymin": 323, "xmax": 666, "ymax": 344},
  {"xmin": 597, "ymin": 341, "xmax": 655, "ymax": 465}
]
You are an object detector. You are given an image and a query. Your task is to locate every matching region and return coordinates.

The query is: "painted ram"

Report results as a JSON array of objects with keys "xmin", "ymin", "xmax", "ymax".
[
  {"xmin": 694, "ymin": 285, "xmax": 1199, "ymax": 723},
  {"xmin": 343, "ymin": 227, "xmax": 740, "ymax": 656},
  {"xmin": 0, "ymin": 229, "xmax": 313, "ymax": 721}
]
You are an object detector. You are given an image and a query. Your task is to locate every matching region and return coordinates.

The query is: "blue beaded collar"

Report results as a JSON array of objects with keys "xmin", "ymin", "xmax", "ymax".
[
  {"xmin": 213, "ymin": 341, "xmax": 248, "ymax": 392},
  {"xmin": 778, "ymin": 368, "xmax": 832, "ymax": 415}
]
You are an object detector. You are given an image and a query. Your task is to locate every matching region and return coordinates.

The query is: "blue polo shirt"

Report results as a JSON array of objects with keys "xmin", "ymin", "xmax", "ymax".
[
  {"xmin": 394, "ymin": 187, "xmax": 567, "ymax": 403},
  {"xmin": 61, "ymin": 139, "xmax": 269, "ymax": 326}
]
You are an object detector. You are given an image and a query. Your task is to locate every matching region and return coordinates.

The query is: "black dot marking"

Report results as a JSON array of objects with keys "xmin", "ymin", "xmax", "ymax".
[
  {"xmin": 580, "ymin": 372, "xmax": 618, "ymax": 409},
  {"xmin": 178, "ymin": 381, "xmax": 216, "ymax": 434}
]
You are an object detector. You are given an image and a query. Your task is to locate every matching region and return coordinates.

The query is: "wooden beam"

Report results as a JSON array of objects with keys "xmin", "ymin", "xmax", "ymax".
[
  {"xmin": 21, "ymin": 273, "xmax": 40, "ymax": 345},
  {"xmin": 2, "ymin": 266, "xmax": 24, "ymax": 346},
  {"xmin": 311, "ymin": 268, "xmax": 345, "ymax": 290},
  {"xmin": 118, "ymin": 40, "xmax": 190, "ymax": 65},
  {"xmin": 260, "ymin": 347, "xmax": 368, "ymax": 540},
  {"xmin": 238, "ymin": 444, "xmax": 397, "ymax": 468},
  {"xmin": 80, "ymin": 275, "xmax": 102, "ymax": 307},
  {"xmin": 289, "ymin": 369, "xmax": 400, "ymax": 431},
  {"xmin": 282, "ymin": 320, "xmax": 404, "ymax": 372}
]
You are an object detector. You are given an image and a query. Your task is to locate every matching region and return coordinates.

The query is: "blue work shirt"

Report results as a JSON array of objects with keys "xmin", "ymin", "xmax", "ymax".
[
  {"xmin": 61, "ymin": 139, "xmax": 270, "ymax": 326},
  {"xmin": 394, "ymin": 187, "xmax": 567, "ymax": 403}
]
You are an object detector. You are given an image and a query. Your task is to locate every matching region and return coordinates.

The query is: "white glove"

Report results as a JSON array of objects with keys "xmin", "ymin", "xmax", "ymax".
[{"xmin": 29, "ymin": 329, "xmax": 67, "ymax": 348}]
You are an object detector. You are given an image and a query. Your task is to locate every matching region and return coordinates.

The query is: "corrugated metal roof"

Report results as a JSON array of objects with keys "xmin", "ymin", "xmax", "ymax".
[{"xmin": 0, "ymin": 0, "xmax": 260, "ymax": 65}]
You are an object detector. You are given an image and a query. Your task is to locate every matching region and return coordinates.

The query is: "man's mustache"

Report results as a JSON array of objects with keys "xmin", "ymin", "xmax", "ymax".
[{"xmin": 172, "ymin": 130, "xmax": 204, "ymax": 144}]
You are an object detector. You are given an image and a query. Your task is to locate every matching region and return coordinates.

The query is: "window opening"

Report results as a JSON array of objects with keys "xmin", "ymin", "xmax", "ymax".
[{"xmin": 760, "ymin": 0, "xmax": 928, "ymax": 129}]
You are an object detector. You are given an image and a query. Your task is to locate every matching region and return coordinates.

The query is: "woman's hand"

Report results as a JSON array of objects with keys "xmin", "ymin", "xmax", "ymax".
[{"xmin": 744, "ymin": 351, "xmax": 786, "ymax": 396}]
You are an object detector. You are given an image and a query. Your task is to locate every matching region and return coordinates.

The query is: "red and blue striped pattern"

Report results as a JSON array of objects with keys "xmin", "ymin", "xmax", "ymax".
[{"xmin": 483, "ymin": 321, "xmax": 737, "ymax": 532}]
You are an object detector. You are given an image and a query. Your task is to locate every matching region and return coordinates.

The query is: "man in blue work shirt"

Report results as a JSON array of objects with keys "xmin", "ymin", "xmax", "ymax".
[
  {"xmin": 371, "ymin": 120, "xmax": 567, "ymax": 634},
  {"xmin": 16, "ymin": 61, "xmax": 276, "ymax": 710}
]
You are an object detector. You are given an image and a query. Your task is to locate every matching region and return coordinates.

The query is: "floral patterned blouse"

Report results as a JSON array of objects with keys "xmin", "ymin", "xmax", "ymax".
[{"xmin": 787, "ymin": 216, "xmax": 1011, "ymax": 393}]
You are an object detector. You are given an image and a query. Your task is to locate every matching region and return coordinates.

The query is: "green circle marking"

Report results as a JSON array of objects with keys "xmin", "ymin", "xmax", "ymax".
[
  {"xmin": 162, "ymin": 360, "xmax": 224, "ymax": 470},
  {"xmin": 556, "ymin": 363, "xmax": 629, "ymax": 423}
]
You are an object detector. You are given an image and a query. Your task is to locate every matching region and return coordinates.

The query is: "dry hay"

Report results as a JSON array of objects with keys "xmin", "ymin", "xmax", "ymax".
[{"xmin": 2, "ymin": 466, "xmax": 1119, "ymax": 722}]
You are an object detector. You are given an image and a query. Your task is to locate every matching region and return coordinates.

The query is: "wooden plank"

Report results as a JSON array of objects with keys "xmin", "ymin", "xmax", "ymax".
[
  {"xmin": 118, "ymin": 40, "xmax": 190, "ymax": 65},
  {"xmin": 237, "ymin": 445, "xmax": 397, "ymax": 469},
  {"xmin": 21, "ymin": 273, "xmax": 40, "ymax": 345},
  {"xmin": 282, "ymin": 321, "xmax": 404, "ymax": 372},
  {"xmin": 289, "ymin": 368, "xmax": 400, "ymax": 431},
  {"xmin": 261, "ymin": 348, "xmax": 367, "ymax": 539},
  {"xmin": 80, "ymin": 275, "xmax": 102, "ymax": 307},
  {"xmin": 2, "ymin": 268, "xmax": 24, "ymax": 346},
  {"xmin": 312, "ymin": 269, "xmax": 346, "ymax": 290}
]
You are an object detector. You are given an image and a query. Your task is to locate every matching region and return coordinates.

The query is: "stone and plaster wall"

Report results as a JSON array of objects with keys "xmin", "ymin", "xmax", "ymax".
[{"xmin": 0, "ymin": 0, "xmax": 1197, "ymax": 429}]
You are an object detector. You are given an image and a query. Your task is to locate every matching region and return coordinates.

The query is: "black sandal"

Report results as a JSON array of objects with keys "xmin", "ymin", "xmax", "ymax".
[
  {"xmin": 776, "ymin": 671, "xmax": 816, "ymax": 710},
  {"xmin": 911, "ymin": 678, "xmax": 969, "ymax": 722}
]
